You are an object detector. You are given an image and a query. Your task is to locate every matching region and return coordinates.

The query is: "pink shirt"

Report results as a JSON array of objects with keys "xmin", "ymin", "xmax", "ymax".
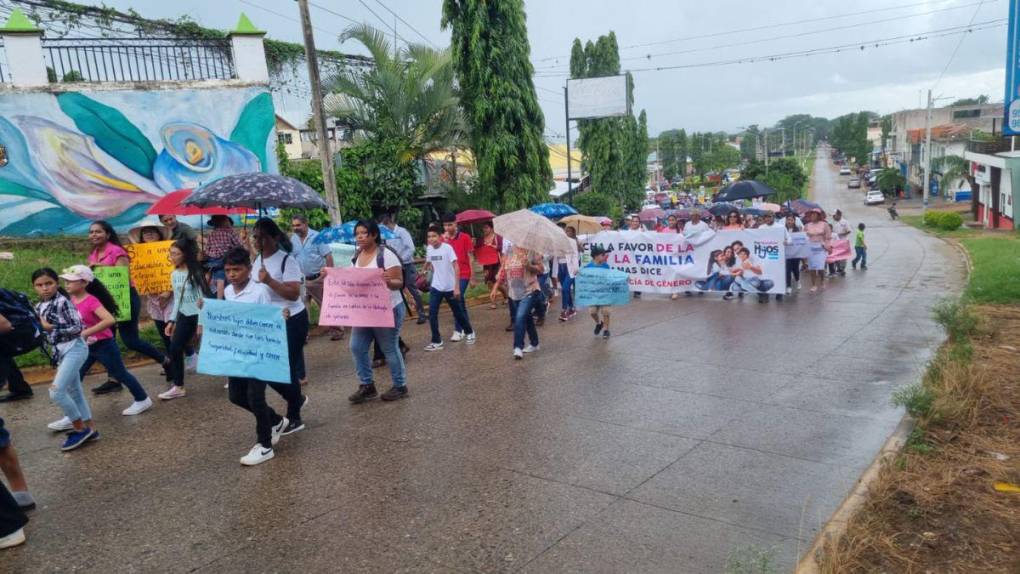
[
  {"xmin": 88, "ymin": 244, "xmax": 129, "ymax": 266},
  {"xmin": 73, "ymin": 294, "xmax": 113, "ymax": 342}
]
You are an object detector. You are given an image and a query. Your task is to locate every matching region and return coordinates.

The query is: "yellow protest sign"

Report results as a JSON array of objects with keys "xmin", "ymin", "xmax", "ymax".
[{"xmin": 126, "ymin": 240, "xmax": 174, "ymax": 295}]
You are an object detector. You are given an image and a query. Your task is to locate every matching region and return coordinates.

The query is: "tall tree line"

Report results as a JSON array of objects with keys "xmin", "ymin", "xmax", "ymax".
[
  {"xmin": 569, "ymin": 31, "xmax": 648, "ymax": 211},
  {"xmin": 830, "ymin": 112, "xmax": 873, "ymax": 165}
]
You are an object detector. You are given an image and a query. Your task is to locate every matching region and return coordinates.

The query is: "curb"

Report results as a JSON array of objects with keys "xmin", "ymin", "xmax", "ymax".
[{"xmin": 794, "ymin": 416, "xmax": 914, "ymax": 574}]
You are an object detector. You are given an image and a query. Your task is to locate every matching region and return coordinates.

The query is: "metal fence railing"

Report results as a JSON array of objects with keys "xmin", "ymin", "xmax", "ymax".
[{"xmin": 42, "ymin": 37, "xmax": 235, "ymax": 83}]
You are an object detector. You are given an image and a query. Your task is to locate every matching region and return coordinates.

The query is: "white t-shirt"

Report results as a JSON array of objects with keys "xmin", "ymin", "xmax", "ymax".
[
  {"xmin": 225, "ymin": 280, "xmax": 273, "ymax": 305},
  {"xmin": 683, "ymin": 220, "xmax": 710, "ymax": 239},
  {"xmin": 252, "ymin": 250, "xmax": 306, "ymax": 316},
  {"xmin": 832, "ymin": 218, "xmax": 852, "ymax": 239},
  {"xmin": 426, "ymin": 242, "xmax": 458, "ymax": 292},
  {"xmin": 355, "ymin": 246, "xmax": 404, "ymax": 308}
]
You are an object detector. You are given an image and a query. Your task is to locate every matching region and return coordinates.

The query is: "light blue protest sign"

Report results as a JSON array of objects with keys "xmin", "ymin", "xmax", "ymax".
[
  {"xmin": 198, "ymin": 299, "xmax": 291, "ymax": 384},
  {"xmin": 330, "ymin": 243, "xmax": 357, "ymax": 268},
  {"xmin": 575, "ymin": 266, "xmax": 632, "ymax": 307}
]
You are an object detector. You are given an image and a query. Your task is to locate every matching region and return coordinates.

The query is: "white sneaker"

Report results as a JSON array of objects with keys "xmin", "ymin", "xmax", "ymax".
[
  {"xmin": 465, "ymin": 332, "xmax": 476, "ymax": 345},
  {"xmin": 240, "ymin": 444, "xmax": 274, "ymax": 466},
  {"xmin": 424, "ymin": 342, "xmax": 444, "ymax": 352},
  {"xmin": 271, "ymin": 417, "xmax": 289, "ymax": 446},
  {"xmin": 785, "ymin": 287, "xmax": 792, "ymax": 295},
  {"xmin": 450, "ymin": 331, "xmax": 464, "ymax": 342},
  {"xmin": 185, "ymin": 354, "xmax": 198, "ymax": 372},
  {"xmin": 224, "ymin": 382, "xmax": 230, "ymax": 389},
  {"xmin": 513, "ymin": 348, "xmax": 523, "ymax": 360},
  {"xmin": 122, "ymin": 397, "xmax": 153, "ymax": 416},
  {"xmin": 523, "ymin": 344, "xmax": 539, "ymax": 353},
  {"xmin": 157, "ymin": 385, "xmax": 187, "ymax": 400},
  {"xmin": 48, "ymin": 416, "xmax": 73, "ymax": 432},
  {"xmin": 0, "ymin": 527, "xmax": 25, "ymax": 549}
]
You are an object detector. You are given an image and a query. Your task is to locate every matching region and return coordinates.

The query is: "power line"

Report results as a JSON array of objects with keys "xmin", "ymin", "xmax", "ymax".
[
  {"xmin": 534, "ymin": 0, "xmax": 1000, "ymax": 62},
  {"xmin": 534, "ymin": 0, "xmax": 997, "ymax": 72},
  {"xmin": 237, "ymin": 0, "xmax": 344, "ymax": 38},
  {"xmin": 934, "ymin": 0, "xmax": 988, "ymax": 90},
  {"xmin": 370, "ymin": 0, "xmax": 438, "ymax": 48},
  {"xmin": 533, "ymin": 20, "xmax": 1005, "ymax": 78}
]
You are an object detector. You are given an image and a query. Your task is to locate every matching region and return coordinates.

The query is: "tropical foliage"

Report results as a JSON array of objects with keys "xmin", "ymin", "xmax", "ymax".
[
  {"xmin": 657, "ymin": 129, "xmax": 688, "ymax": 180},
  {"xmin": 741, "ymin": 158, "xmax": 807, "ymax": 203},
  {"xmin": 876, "ymin": 167, "xmax": 905, "ymax": 195},
  {"xmin": 442, "ymin": 0, "xmax": 553, "ymax": 212},
  {"xmin": 830, "ymin": 112, "xmax": 874, "ymax": 166}
]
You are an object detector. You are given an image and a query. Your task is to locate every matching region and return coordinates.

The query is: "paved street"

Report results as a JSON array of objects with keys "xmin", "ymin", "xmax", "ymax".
[{"xmin": 2, "ymin": 154, "xmax": 965, "ymax": 573}]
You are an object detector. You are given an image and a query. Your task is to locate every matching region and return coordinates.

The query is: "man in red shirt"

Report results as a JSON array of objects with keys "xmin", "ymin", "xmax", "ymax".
[{"xmin": 442, "ymin": 213, "xmax": 475, "ymax": 341}]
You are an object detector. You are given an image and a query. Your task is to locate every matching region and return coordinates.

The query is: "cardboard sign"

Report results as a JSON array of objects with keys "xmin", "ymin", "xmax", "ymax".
[
  {"xmin": 329, "ymin": 243, "xmax": 357, "ymax": 268},
  {"xmin": 786, "ymin": 232, "xmax": 810, "ymax": 259},
  {"xmin": 126, "ymin": 241, "xmax": 173, "ymax": 295},
  {"xmin": 319, "ymin": 267, "xmax": 395, "ymax": 327},
  {"xmin": 92, "ymin": 266, "xmax": 131, "ymax": 322},
  {"xmin": 575, "ymin": 266, "xmax": 632, "ymax": 307},
  {"xmin": 198, "ymin": 299, "xmax": 291, "ymax": 384}
]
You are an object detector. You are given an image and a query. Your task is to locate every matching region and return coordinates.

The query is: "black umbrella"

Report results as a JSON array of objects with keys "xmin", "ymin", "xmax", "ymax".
[
  {"xmin": 707, "ymin": 202, "xmax": 741, "ymax": 217},
  {"xmin": 183, "ymin": 173, "xmax": 328, "ymax": 210},
  {"xmin": 715, "ymin": 180, "xmax": 777, "ymax": 202}
]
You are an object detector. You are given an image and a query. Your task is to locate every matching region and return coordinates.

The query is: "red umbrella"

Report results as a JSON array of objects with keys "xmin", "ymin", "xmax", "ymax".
[
  {"xmin": 455, "ymin": 209, "xmax": 496, "ymax": 224},
  {"xmin": 146, "ymin": 189, "xmax": 253, "ymax": 216}
]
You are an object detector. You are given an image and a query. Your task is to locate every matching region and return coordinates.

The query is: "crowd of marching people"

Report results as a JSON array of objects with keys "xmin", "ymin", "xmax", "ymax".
[{"xmin": 0, "ymin": 199, "xmax": 869, "ymax": 548}]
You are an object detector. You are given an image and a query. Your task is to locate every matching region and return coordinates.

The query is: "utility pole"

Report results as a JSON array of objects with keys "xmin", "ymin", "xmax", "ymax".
[
  {"xmin": 922, "ymin": 88, "xmax": 932, "ymax": 214},
  {"xmin": 297, "ymin": 0, "xmax": 341, "ymax": 224},
  {"xmin": 656, "ymin": 138, "xmax": 661, "ymax": 192},
  {"xmin": 781, "ymin": 128, "xmax": 786, "ymax": 157},
  {"xmin": 564, "ymin": 85, "xmax": 573, "ymax": 204},
  {"xmin": 764, "ymin": 128, "xmax": 770, "ymax": 176}
]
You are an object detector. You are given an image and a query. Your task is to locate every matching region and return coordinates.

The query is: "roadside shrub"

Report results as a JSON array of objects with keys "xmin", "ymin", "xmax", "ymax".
[
  {"xmin": 938, "ymin": 212, "xmax": 963, "ymax": 231},
  {"xmin": 923, "ymin": 211, "xmax": 945, "ymax": 227},
  {"xmin": 892, "ymin": 383, "xmax": 935, "ymax": 419},
  {"xmin": 933, "ymin": 299, "xmax": 978, "ymax": 342}
]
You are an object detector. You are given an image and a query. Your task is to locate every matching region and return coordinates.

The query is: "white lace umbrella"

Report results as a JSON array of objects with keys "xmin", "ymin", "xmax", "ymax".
[{"xmin": 493, "ymin": 209, "xmax": 575, "ymax": 257}]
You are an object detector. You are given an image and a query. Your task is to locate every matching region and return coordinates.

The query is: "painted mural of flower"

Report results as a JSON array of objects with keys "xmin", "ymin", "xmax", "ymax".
[{"xmin": 153, "ymin": 122, "xmax": 260, "ymax": 192}]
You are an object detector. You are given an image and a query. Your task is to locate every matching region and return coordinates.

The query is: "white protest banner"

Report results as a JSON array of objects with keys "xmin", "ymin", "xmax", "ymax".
[
  {"xmin": 579, "ymin": 229, "xmax": 786, "ymax": 295},
  {"xmin": 786, "ymin": 232, "xmax": 810, "ymax": 259}
]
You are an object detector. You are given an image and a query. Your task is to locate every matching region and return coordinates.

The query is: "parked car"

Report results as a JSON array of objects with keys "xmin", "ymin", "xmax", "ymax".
[
  {"xmin": 839, "ymin": 166, "xmax": 852, "ymax": 176},
  {"xmin": 865, "ymin": 190, "xmax": 886, "ymax": 205},
  {"xmin": 848, "ymin": 178, "xmax": 861, "ymax": 189}
]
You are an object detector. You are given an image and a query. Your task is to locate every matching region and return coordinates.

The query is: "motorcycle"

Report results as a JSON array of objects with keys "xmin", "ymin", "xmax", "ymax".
[{"xmin": 887, "ymin": 203, "xmax": 898, "ymax": 220}]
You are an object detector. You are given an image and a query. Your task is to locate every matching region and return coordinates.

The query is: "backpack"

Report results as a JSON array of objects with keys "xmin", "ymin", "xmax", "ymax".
[
  {"xmin": 0, "ymin": 288, "xmax": 45, "ymax": 356},
  {"xmin": 352, "ymin": 246, "xmax": 404, "ymax": 290}
]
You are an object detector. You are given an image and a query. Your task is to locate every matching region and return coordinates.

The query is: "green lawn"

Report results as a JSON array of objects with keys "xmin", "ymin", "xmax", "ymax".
[
  {"xmin": 960, "ymin": 236, "xmax": 1020, "ymax": 304},
  {"xmin": 900, "ymin": 215, "xmax": 980, "ymax": 239}
]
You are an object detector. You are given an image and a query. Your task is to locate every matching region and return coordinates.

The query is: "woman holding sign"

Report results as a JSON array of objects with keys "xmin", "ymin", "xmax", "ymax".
[
  {"xmin": 86, "ymin": 221, "xmax": 166, "ymax": 395},
  {"xmin": 251, "ymin": 219, "xmax": 307, "ymax": 434},
  {"xmin": 347, "ymin": 220, "xmax": 409, "ymax": 404},
  {"xmin": 803, "ymin": 210, "xmax": 832, "ymax": 293}
]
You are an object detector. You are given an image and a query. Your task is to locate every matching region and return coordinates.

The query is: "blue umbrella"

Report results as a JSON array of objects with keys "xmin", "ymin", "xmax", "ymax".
[
  {"xmin": 530, "ymin": 203, "xmax": 578, "ymax": 219},
  {"xmin": 312, "ymin": 221, "xmax": 396, "ymax": 245}
]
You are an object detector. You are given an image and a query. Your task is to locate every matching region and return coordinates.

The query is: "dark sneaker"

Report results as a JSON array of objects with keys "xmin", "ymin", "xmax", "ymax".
[
  {"xmin": 723, "ymin": 293, "xmax": 734, "ymax": 301},
  {"xmin": 415, "ymin": 317, "xmax": 427, "ymax": 325},
  {"xmin": 380, "ymin": 386, "xmax": 408, "ymax": 401},
  {"xmin": 61, "ymin": 428, "xmax": 95, "ymax": 451},
  {"xmin": 349, "ymin": 384, "xmax": 378, "ymax": 404},
  {"xmin": 535, "ymin": 317, "xmax": 545, "ymax": 327},
  {"xmin": 594, "ymin": 322, "xmax": 604, "ymax": 335},
  {"xmin": 504, "ymin": 323, "xmax": 514, "ymax": 332},
  {"xmin": 93, "ymin": 380, "xmax": 123, "ymax": 395},
  {"xmin": 0, "ymin": 391, "xmax": 32, "ymax": 403},
  {"xmin": 86, "ymin": 430, "xmax": 101, "ymax": 443},
  {"xmin": 602, "ymin": 330, "xmax": 611, "ymax": 339},
  {"xmin": 281, "ymin": 420, "xmax": 305, "ymax": 435}
]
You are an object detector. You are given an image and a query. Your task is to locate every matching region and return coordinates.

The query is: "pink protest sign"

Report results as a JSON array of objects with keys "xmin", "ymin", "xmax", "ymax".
[
  {"xmin": 320, "ymin": 267, "xmax": 395, "ymax": 327},
  {"xmin": 826, "ymin": 239, "xmax": 852, "ymax": 263}
]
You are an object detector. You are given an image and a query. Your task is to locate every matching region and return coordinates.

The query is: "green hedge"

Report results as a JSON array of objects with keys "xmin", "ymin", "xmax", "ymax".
[{"xmin": 923, "ymin": 210, "xmax": 963, "ymax": 231}]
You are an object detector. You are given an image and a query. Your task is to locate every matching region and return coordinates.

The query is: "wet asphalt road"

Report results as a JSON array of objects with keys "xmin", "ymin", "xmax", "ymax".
[{"xmin": 2, "ymin": 151, "xmax": 965, "ymax": 573}]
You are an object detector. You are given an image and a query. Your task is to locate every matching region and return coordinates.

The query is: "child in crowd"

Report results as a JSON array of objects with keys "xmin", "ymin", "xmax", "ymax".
[
  {"xmin": 203, "ymin": 215, "xmax": 243, "ymax": 299},
  {"xmin": 135, "ymin": 226, "xmax": 178, "ymax": 369},
  {"xmin": 63, "ymin": 265, "xmax": 153, "ymax": 417},
  {"xmin": 587, "ymin": 246, "xmax": 612, "ymax": 339},
  {"xmin": 158, "ymin": 238, "xmax": 208, "ymax": 401},
  {"xmin": 852, "ymin": 222, "xmax": 868, "ymax": 270},
  {"xmin": 31, "ymin": 268, "xmax": 97, "ymax": 451},
  {"xmin": 423, "ymin": 224, "xmax": 475, "ymax": 351},
  {"xmin": 220, "ymin": 246, "xmax": 291, "ymax": 466}
]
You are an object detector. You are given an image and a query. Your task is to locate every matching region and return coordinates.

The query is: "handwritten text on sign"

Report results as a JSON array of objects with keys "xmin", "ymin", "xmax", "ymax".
[
  {"xmin": 198, "ymin": 299, "xmax": 291, "ymax": 384},
  {"xmin": 126, "ymin": 240, "xmax": 173, "ymax": 295},
  {"xmin": 575, "ymin": 266, "xmax": 632, "ymax": 307},
  {"xmin": 92, "ymin": 266, "xmax": 131, "ymax": 321},
  {"xmin": 319, "ymin": 267, "xmax": 395, "ymax": 327}
]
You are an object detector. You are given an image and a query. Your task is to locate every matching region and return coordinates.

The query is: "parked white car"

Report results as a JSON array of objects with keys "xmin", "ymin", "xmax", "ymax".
[
  {"xmin": 865, "ymin": 190, "xmax": 885, "ymax": 205},
  {"xmin": 839, "ymin": 166, "xmax": 852, "ymax": 176}
]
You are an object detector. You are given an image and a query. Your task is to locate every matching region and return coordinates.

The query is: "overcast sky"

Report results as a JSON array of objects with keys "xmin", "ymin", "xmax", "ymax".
[{"xmin": 75, "ymin": 0, "xmax": 1009, "ymax": 138}]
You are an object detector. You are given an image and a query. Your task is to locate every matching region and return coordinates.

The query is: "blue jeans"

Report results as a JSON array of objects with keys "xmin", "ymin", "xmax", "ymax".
[
  {"xmin": 452, "ymin": 277, "xmax": 471, "ymax": 333},
  {"xmin": 853, "ymin": 246, "xmax": 867, "ymax": 267},
  {"xmin": 49, "ymin": 338, "xmax": 91, "ymax": 422},
  {"xmin": 558, "ymin": 263, "xmax": 574, "ymax": 311},
  {"xmin": 351, "ymin": 305, "xmax": 406, "ymax": 388},
  {"xmin": 116, "ymin": 287, "xmax": 165, "ymax": 365},
  {"xmin": 512, "ymin": 292, "xmax": 541, "ymax": 350},
  {"xmin": 80, "ymin": 338, "xmax": 148, "ymax": 401},
  {"xmin": 429, "ymin": 288, "xmax": 473, "ymax": 344}
]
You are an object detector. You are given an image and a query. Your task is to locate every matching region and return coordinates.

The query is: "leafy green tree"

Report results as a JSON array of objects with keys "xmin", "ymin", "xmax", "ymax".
[
  {"xmin": 740, "ymin": 125, "xmax": 760, "ymax": 161},
  {"xmin": 880, "ymin": 115, "xmax": 892, "ymax": 153},
  {"xmin": 830, "ymin": 112, "xmax": 871, "ymax": 166},
  {"xmin": 950, "ymin": 95, "xmax": 989, "ymax": 106},
  {"xmin": 572, "ymin": 192, "xmax": 613, "ymax": 216},
  {"xmin": 876, "ymin": 167, "xmax": 905, "ymax": 196},
  {"xmin": 741, "ymin": 157, "xmax": 806, "ymax": 203},
  {"xmin": 442, "ymin": 0, "xmax": 553, "ymax": 211}
]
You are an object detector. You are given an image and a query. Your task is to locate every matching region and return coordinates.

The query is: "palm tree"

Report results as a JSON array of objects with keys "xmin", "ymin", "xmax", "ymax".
[
  {"xmin": 933, "ymin": 155, "xmax": 977, "ymax": 219},
  {"xmin": 323, "ymin": 24, "xmax": 464, "ymax": 162}
]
